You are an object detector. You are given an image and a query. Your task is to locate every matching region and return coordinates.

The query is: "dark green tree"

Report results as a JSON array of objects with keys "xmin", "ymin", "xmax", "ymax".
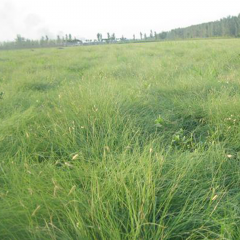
[
  {"xmin": 97, "ymin": 33, "xmax": 102, "ymax": 42},
  {"xmin": 57, "ymin": 35, "xmax": 61, "ymax": 44},
  {"xmin": 111, "ymin": 33, "xmax": 116, "ymax": 40},
  {"xmin": 150, "ymin": 30, "xmax": 153, "ymax": 38}
]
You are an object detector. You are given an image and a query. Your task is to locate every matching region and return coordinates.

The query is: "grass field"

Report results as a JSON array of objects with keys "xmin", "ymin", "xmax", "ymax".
[{"xmin": 1, "ymin": 39, "xmax": 240, "ymax": 239}]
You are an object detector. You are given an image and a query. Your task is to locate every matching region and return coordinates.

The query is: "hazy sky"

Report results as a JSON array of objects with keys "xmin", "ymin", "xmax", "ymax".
[{"xmin": 0, "ymin": 0, "xmax": 240, "ymax": 41}]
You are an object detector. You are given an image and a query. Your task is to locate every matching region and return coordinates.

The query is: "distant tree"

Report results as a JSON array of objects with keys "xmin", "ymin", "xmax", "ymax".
[
  {"xmin": 111, "ymin": 33, "xmax": 116, "ymax": 41},
  {"xmin": 144, "ymin": 33, "xmax": 147, "ymax": 40},
  {"xmin": 65, "ymin": 34, "xmax": 68, "ymax": 41},
  {"xmin": 15, "ymin": 34, "xmax": 25, "ymax": 43},
  {"xmin": 133, "ymin": 34, "xmax": 135, "ymax": 40},
  {"xmin": 107, "ymin": 33, "xmax": 110, "ymax": 40},
  {"xmin": 140, "ymin": 32, "xmax": 143, "ymax": 40},
  {"xmin": 40, "ymin": 36, "xmax": 45, "ymax": 45},
  {"xmin": 154, "ymin": 31, "xmax": 157, "ymax": 40},
  {"xmin": 45, "ymin": 35, "xmax": 49, "ymax": 42},
  {"xmin": 97, "ymin": 33, "xmax": 101, "ymax": 42},
  {"xmin": 57, "ymin": 35, "xmax": 61, "ymax": 44},
  {"xmin": 120, "ymin": 35, "xmax": 125, "ymax": 41},
  {"xmin": 69, "ymin": 34, "xmax": 72, "ymax": 41},
  {"xmin": 150, "ymin": 30, "xmax": 153, "ymax": 38},
  {"xmin": 159, "ymin": 31, "xmax": 167, "ymax": 39}
]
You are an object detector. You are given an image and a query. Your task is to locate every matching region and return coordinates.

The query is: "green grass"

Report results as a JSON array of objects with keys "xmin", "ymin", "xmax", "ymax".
[{"xmin": 1, "ymin": 39, "xmax": 240, "ymax": 239}]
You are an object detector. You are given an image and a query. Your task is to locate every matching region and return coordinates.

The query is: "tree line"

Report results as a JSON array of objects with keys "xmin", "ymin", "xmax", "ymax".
[
  {"xmin": 160, "ymin": 14, "xmax": 240, "ymax": 40},
  {"xmin": 0, "ymin": 34, "xmax": 83, "ymax": 50},
  {"xmin": 0, "ymin": 14, "xmax": 239, "ymax": 50}
]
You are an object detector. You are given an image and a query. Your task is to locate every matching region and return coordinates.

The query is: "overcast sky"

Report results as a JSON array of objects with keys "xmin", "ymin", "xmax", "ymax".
[{"xmin": 0, "ymin": 0, "xmax": 240, "ymax": 41}]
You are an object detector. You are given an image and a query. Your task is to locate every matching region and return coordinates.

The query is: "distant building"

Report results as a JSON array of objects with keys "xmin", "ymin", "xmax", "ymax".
[{"xmin": 65, "ymin": 39, "xmax": 82, "ymax": 46}]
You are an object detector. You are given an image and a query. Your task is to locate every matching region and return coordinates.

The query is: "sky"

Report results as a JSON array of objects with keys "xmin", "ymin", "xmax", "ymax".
[{"xmin": 0, "ymin": 0, "xmax": 240, "ymax": 41}]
